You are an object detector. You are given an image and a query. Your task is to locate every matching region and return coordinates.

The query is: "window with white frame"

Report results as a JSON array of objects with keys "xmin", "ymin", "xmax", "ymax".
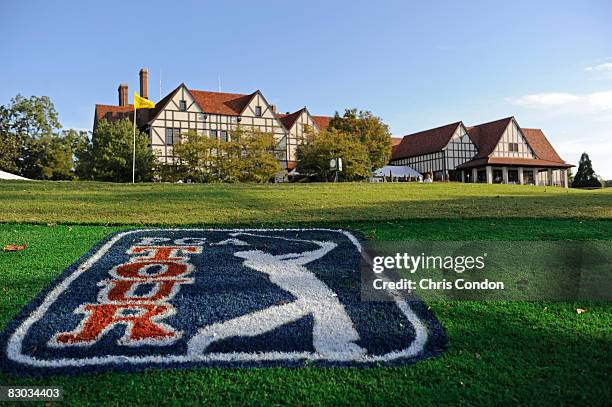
[{"xmin": 255, "ymin": 106, "xmax": 262, "ymax": 117}]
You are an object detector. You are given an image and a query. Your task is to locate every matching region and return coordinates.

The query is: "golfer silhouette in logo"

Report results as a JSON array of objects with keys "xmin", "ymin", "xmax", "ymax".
[{"xmin": 187, "ymin": 232, "xmax": 366, "ymax": 358}]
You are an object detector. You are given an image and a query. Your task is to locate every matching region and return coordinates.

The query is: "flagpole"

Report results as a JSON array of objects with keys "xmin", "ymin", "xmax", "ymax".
[{"xmin": 132, "ymin": 104, "xmax": 136, "ymax": 184}]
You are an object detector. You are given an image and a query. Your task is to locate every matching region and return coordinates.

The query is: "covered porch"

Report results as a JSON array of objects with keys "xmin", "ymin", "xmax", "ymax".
[{"xmin": 459, "ymin": 165, "xmax": 569, "ymax": 187}]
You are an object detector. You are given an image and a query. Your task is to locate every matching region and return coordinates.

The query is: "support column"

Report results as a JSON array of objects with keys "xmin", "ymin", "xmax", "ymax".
[
  {"xmin": 518, "ymin": 167, "xmax": 524, "ymax": 184},
  {"xmin": 486, "ymin": 166, "xmax": 493, "ymax": 184},
  {"xmin": 502, "ymin": 167, "xmax": 509, "ymax": 184},
  {"xmin": 460, "ymin": 171, "xmax": 465, "ymax": 183},
  {"xmin": 533, "ymin": 168, "xmax": 539, "ymax": 185},
  {"xmin": 547, "ymin": 168, "xmax": 553, "ymax": 186},
  {"xmin": 472, "ymin": 168, "xmax": 478, "ymax": 183},
  {"xmin": 563, "ymin": 169, "xmax": 568, "ymax": 188}
]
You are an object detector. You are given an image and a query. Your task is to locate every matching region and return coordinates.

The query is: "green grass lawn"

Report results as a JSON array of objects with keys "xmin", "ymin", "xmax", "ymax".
[
  {"xmin": 0, "ymin": 181, "xmax": 611, "ymax": 406},
  {"xmin": 1, "ymin": 180, "xmax": 611, "ymax": 224}
]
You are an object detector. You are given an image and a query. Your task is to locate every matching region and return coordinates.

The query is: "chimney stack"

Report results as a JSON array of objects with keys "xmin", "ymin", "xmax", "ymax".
[
  {"xmin": 139, "ymin": 68, "xmax": 148, "ymax": 99},
  {"xmin": 271, "ymin": 104, "xmax": 277, "ymax": 114},
  {"xmin": 118, "ymin": 84, "xmax": 128, "ymax": 106}
]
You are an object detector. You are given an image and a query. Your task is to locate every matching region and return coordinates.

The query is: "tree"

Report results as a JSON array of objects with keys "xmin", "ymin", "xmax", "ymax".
[
  {"xmin": 328, "ymin": 109, "xmax": 392, "ymax": 171},
  {"xmin": 572, "ymin": 152, "xmax": 602, "ymax": 188},
  {"xmin": 0, "ymin": 132, "xmax": 21, "ymax": 174},
  {"xmin": 172, "ymin": 127, "xmax": 281, "ymax": 183},
  {"xmin": 29, "ymin": 134, "xmax": 76, "ymax": 180},
  {"xmin": 0, "ymin": 94, "xmax": 65, "ymax": 177},
  {"xmin": 296, "ymin": 127, "xmax": 371, "ymax": 182},
  {"xmin": 232, "ymin": 127, "xmax": 282, "ymax": 182},
  {"xmin": 78, "ymin": 118, "xmax": 155, "ymax": 182},
  {"xmin": 171, "ymin": 130, "xmax": 218, "ymax": 182}
]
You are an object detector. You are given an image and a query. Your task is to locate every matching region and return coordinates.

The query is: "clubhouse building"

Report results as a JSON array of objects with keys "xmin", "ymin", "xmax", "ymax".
[
  {"xmin": 94, "ymin": 68, "xmax": 332, "ymax": 169},
  {"xmin": 390, "ymin": 117, "xmax": 573, "ymax": 187}
]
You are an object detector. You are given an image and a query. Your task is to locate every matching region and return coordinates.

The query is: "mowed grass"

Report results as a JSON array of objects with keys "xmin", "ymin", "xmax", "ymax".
[
  {"xmin": 1, "ymin": 180, "xmax": 611, "ymax": 224},
  {"xmin": 0, "ymin": 181, "xmax": 611, "ymax": 406}
]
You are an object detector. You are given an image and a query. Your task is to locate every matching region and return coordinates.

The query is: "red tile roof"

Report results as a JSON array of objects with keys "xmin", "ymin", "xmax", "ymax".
[
  {"xmin": 95, "ymin": 85, "xmax": 333, "ymax": 135},
  {"xmin": 391, "ymin": 137, "xmax": 403, "ymax": 146},
  {"xmin": 392, "ymin": 122, "xmax": 461, "ymax": 159},
  {"xmin": 312, "ymin": 115, "xmax": 332, "ymax": 130},
  {"xmin": 521, "ymin": 128, "xmax": 566, "ymax": 163},
  {"xmin": 275, "ymin": 109, "xmax": 305, "ymax": 130},
  {"xmin": 189, "ymin": 89, "xmax": 254, "ymax": 116},
  {"xmin": 94, "ymin": 104, "xmax": 134, "ymax": 122}
]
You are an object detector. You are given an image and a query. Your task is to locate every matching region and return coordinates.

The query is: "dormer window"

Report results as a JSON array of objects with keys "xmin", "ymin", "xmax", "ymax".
[
  {"xmin": 179, "ymin": 100, "xmax": 187, "ymax": 111},
  {"xmin": 255, "ymin": 106, "xmax": 262, "ymax": 117}
]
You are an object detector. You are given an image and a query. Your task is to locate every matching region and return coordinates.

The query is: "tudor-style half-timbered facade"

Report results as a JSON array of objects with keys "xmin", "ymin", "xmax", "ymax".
[
  {"xmin": 94, "ymin": 69, "xmax": 332, "ymax": 170},
  {"xmin": 275, "ymin": 108, "xmax": 320, "ymax": 167},
  {"xmin": 391, "ymin": 117, "xmax": 573, "ymax": 187},
  {"xmin": 391, "ymin": 122, "xmax": 477, "ymax": 181}
]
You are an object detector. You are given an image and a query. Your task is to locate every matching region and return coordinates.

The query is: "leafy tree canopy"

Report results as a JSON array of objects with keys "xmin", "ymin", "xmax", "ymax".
[
  {"xmin": 169, "ymin": 127, "xmax": 281, "ymax": 183},
  {"xmin": 328, "ymin": 109, "xmax": 392, "ymax": 171},
  {"xmin": 296, "ymin": 127, "xmax": 371, "ymax": 182},
  {"xmin": 0, "ymin": 94, "xmax": 77, "ymax": 179},
  {"xmin": 78, "ymin": 118, "xmax": 155, "ymax": 182}
]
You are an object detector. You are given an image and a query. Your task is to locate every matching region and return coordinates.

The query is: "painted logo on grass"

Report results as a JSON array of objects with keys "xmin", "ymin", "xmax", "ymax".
[{"xmin": 0, "ymin": 229, "xmax": 446, "ymax": 376}]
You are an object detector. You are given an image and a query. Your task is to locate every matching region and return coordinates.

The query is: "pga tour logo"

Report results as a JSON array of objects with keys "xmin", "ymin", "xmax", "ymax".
[{"xmin": 0, "ymin": 229, "xmax": 445, "ymax": 375}]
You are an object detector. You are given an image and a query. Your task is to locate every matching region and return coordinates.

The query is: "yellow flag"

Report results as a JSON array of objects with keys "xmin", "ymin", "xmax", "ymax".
[{"xmin": 134, "ymin": 92, "xmax": 155, "ymax": 109}]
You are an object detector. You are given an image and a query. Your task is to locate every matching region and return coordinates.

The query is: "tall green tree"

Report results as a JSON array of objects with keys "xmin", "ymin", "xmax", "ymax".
[
  {"xmin": 0, "ymin": 94, "xmax": 71, "ymax": 178},
  {"xmin": 78, "ymin": 118, "xmax": 155, "ymax": 182},
  {"xmin": 296, "ymin": 127, "xmax": 371, "ymax": 181},
  {"xmin": 572, "ymin": 152, "xmax": 602, "ymax": 188},
  {"xmin": 328, "ymin": 109, "xmax": 392, "ymax": 171}
]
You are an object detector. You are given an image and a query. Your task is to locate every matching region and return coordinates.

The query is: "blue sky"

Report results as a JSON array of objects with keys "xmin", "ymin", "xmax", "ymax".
[{"xmin": 1, "ymin": 0, "xmax": 611, "ymax": 176}]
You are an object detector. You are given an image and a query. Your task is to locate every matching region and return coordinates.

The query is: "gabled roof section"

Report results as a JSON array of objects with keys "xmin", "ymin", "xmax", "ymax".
[
  {"xmin": 275, "ymin": 108, "xmax": 305, "ymax": 130},
  {"xmin": 312, "ymin": 115, "xmax": 332, "ymax": 130},
  {"xmin": 466, "ymin": 117, "xmax": 514, "ymax": 159},
  {"xmin": 521, "ymin": 128, "xmax": 567, "ymax": 163},
  {"xmin": 189, "ymin": 89, "xmax": 253, "ymax": 116},
  {"xmin": 392, "ymin": 121, "xmax": 462, "ymax": 160},
  {"xmin": 144, "ymin": 83, "xmax": 184, "ymax": 125}
]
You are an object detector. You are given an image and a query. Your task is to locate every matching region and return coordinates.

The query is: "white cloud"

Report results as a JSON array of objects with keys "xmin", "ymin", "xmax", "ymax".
[
  {"xmin": 585, "ymin": 62, "xmax": 612, "ymax": 72},
  {"xmin": 508, "ymin": 89, "xmax": 612, "ymax": 115}
]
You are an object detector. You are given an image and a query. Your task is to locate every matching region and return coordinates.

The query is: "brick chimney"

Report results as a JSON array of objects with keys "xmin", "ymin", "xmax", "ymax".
[
  {"xmin": 271, "ymin": 104, "xmax": 277, "ymax": 114},
  {"xmin": 118, "ymin": 84, "xmax": 128, "ymax": 106},
  {"xmin": 139, "ymin": 68, "xmax": 148, "ymax": 99}
]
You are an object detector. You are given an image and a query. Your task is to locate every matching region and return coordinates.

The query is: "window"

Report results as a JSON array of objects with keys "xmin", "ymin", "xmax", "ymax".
[
  {"xmin": 509, "ymin": 142, "xmax": 519, "ymax": 152},
  {"xmin": 255, "ymin": 106, "xmax": 262, "ymax": 117},
  {"xmin": 165, "ymin": 128, "xmax": 180, "ymax": 145},
  {"xmin": 179, "ymin": 100, "xmax": 187, "ymax": 111},
  {"xmin": 221, "ymin": 130, "xmax": 228, "ymax": 142},
  {"xmin": 210, "ymin": 129, "xmax": 218, "ymax": 140}
]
